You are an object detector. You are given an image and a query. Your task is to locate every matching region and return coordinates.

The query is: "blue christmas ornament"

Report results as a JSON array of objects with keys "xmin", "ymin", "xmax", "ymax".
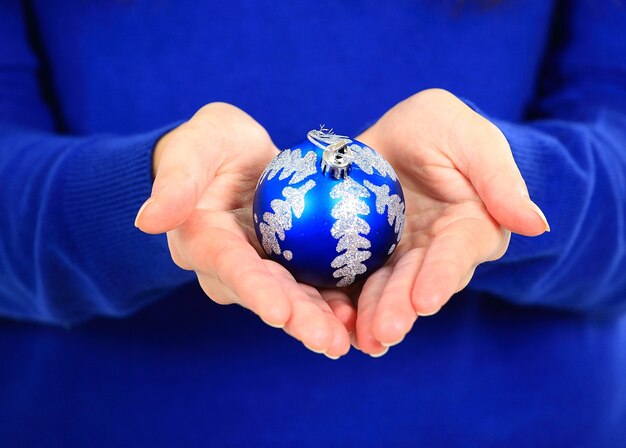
[{"xmin": 253, "ymin": 128, "xmax": 405, "ymax": 288}]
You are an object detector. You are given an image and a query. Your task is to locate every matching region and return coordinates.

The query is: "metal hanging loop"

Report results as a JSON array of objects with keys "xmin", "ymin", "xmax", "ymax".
[{"xmin": 307, "ymin": 128, "xmax": 354, "ymax": 180}]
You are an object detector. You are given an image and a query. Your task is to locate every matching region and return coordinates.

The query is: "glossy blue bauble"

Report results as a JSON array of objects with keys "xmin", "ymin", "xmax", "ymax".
[{"xmin": 253, "ymin": 131, "xmax": 405, "ymax": 288}]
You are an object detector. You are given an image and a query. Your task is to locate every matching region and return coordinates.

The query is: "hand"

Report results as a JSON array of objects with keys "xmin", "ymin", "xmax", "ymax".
[
  {"xmin": 135, "ymin": 103, "xmax": 354, "ymax": 358},
  {"xmin": 352, "ymin": 89, "xmax": 549, "ymax": 355}
]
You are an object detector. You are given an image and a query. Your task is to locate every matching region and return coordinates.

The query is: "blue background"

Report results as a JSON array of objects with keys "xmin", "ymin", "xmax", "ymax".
[{"xmin": 2, "ymin": 285, "xmax": 625, "ymax": 447}]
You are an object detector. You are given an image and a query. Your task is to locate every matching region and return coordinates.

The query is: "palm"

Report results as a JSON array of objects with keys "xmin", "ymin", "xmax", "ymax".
[
  {"xmin": 392, "ymin": 141, "xmax": 504, "ymax": 293},
  {"xmin": 350, "ymin": 149, "xmax": 505, "ymax": 354},
  {"xmin": 350, "ymin": 90, "xmax": 530, "ymax": 354},
  {"xmin": 394, "ymin": 133, "xmax": 502, "ymax": 263},
  {"xmin": 157, "ymin": 105, "xmax": 354, "ymax": 358}
]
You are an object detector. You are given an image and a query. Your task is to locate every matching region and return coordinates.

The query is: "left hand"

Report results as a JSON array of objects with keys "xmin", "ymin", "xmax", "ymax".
[{"xmin": 351, "ymin": 89, "xmax": 549, "ymax": 356}]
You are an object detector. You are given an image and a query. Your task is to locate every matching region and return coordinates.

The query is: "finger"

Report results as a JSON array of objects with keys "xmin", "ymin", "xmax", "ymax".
[
  {"xmin": 371, "ymin": 248, "xmax": 427, "ymax": 347},
  {"xmin": 266, "ymin": 263, "xmax": 349, "ymax": 357},
  {"xmin": 411, "ymin": 217, "xmax": 507, "ymax": 316},
  {"xmin": 320, "ymin": 289, "xmax": 357, "ymax": 334},
  {"xmin": 136, "ymin": 103, "xmax": 277, "ymax": 233},
  {"xmin": 307, "ymin": 287, "xmax": 352, "ymax": 359},
  {"xmin": 180, "ymin": 223, "xmax": 292, "ymax": 327},
  {"xmin": 355, "ymin": 266, "xmax": 393, "ymax": 357},
  {"xmin": 135, "ymin": 122, "xmax": 227, "ymax": 234},
  {"xmin": 450, "ymin": 109, "xmax": 549, "ymax": 236}
]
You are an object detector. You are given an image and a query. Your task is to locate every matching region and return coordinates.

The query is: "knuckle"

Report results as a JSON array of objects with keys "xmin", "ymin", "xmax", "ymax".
[
  {"xmin": 401, "ymin": 88, "xmax": 460, "ymax": 116},
  {"xmin": 416, "ymin": 88, "xmax": 456, "ymax": 103},
  {"xmin": 178, "ymin": 233, "xmax": 217, "ymax": 274},
  {"xmin": 488, "ymin": 228, "xmax": 511, "ymax": 261},
  {"xmin": 213, "ymin": 243, "xmax": 235, "ymax": 275},
  {"xmin": 170, "ymin": 125, "xmax": 205, "ymax": 150},
  {"xmin": 197, "ymin": 101, "xmax": 237, "ymax": 117},
  {"xmin": 170, "ymin": 250, "xmax": 192, "ymax": 270},
  {"xmin": 197, "ymin": 274, "xmax": 232, "ymax": 305},
  {"xmin": 438, "ymin": 257, "xmax": 466, "ymax": 279},
  {"xmin": 483, "ymin": 120, "xmax": 510, "ymax": 150},
  {"xmin": 166, "ymin": 233, "xmax": 193, "ymax": 270},
  {"xmin": 480, "ymin": 227, "xmax": 510, "ymax": 263},
  {"xmin": 457, "ymin": 266, "xmax": 476, "ymax": 292},
  {"xmin": 246, "ymin": 122, "xmax": 272, "ymax": 146},
  {"xmin": 193, "ymin": 102, "xmax": 272, "ymax": 152},
  {"xmin": 480, "ymin": 169, "xmax": 505, "ymax": 193}
]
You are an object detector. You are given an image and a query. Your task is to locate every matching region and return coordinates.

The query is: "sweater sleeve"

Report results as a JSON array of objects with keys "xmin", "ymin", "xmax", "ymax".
[
  {"xmin": 0, "ymin": 2, "xmax": 193, "ymax": 324},
  {"xmin": 470, "ymin": 1, "xmax": 626, "ymax": 314}
]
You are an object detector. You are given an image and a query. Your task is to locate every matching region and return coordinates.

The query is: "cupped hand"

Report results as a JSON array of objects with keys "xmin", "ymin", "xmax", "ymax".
[
  {"xmin": 135, "ymin": 103, "xmax": 354, "ymax": 358},
  {"xmin": 353, "ymin": 89, "xmax": 550, "ymax": 355}
]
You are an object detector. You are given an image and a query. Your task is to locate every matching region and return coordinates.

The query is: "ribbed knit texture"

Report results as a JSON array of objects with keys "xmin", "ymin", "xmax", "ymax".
[
  {"xmin": 0, "ymin": 126, "xmax": 193, "ymax": 324},
  {"xmin": 58, "ymin": 126, "xmax": 194, "ymax": 320},
  {"xmin": 0, "ymin": 2, "xmax": 625, "ymax": 321},
  {"xmin": 1, "ymin": 1, "xmax": 626, "ymax": 447}
]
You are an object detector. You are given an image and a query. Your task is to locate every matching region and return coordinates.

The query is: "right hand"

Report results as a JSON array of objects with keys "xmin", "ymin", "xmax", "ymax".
[{"xmin": 135, "ymin": 103, "xmax": 354, "ymax": 358}]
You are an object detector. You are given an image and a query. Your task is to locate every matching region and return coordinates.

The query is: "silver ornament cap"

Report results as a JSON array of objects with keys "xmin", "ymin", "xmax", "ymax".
[{"xmin": 307, "ymin": 128, "xmax": 354, "ymax": 180}]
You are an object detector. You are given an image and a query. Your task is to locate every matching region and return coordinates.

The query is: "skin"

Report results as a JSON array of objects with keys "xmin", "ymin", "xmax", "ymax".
[
  {"xmin": 353, "ymin": 89, "xmax": 549, "ymax": 355},
  {"xmin": 135, "ymin": 89, "xmax": 549, "ymax": 358},
  {"xmin": 135, "ymin": 103, "xmax": 354, "ymax": 359}
]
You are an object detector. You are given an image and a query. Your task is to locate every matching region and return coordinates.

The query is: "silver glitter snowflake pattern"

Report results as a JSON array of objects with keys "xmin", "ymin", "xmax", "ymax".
[
  {"xmin": 260, "ymin": 148, "xmax": 318, "ymax": 185},
  {"xmin": 259, "ymin": 180, "xmax": 316, "ymax": 258},
  {"xmin": 330, "ymin": 177, "xmax": 372, "ymax": 287},
  {"xmin": 363, "ymin": 180, "xmax": 405, "ymax": 242},
  {"xmin": 350, "ymin": 144, "xmax": 398, "ymax": 181}
]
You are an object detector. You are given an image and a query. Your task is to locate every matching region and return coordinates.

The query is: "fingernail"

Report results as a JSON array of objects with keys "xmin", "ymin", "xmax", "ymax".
[
  {"xmin": 528, "ymin": 201, "xmax": 550, "ymax": 232},
  {"xmin": 522, "ymin": 193, "xmax": 550, "ymax": 232},
  {"xmin": 324, "ymin": 353, "xmax": 340, "ymax": 360},
  {"xmin": 369, "ymin": 347, "xmax": 389, "ymax": 358},
  {"xmin": 262, "ymin": 318, "xmax": 285, "ymax": 329},
  {"xmin": 417, "ymin": 307, "xmax": 440, "ymax": 317},
  {"xmin": 303, "ymin": 343, "xmax": 325, "ymax": 355},
  {"xmin": 381, "ymin": 335, "xmax": 405, "ymax": 348},
  {"xmin": 134, "ymin": 197, "xmax": 155, "ymax": 228}
]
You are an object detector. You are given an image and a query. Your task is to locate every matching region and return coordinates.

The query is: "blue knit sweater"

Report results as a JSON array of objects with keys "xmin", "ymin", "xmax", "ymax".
[{"xmin": 1, "ymin": 1, "xmax": 625, "ymax": 446}]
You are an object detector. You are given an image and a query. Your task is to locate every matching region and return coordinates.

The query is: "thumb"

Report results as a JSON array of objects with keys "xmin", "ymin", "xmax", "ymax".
[
  {"xmin": 135, "ymin": 124, "xmax": 223, "ymax": 234},
  {"xmin": 451, "ymin": 110, "xmax": 550, "ymax": 236}
]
